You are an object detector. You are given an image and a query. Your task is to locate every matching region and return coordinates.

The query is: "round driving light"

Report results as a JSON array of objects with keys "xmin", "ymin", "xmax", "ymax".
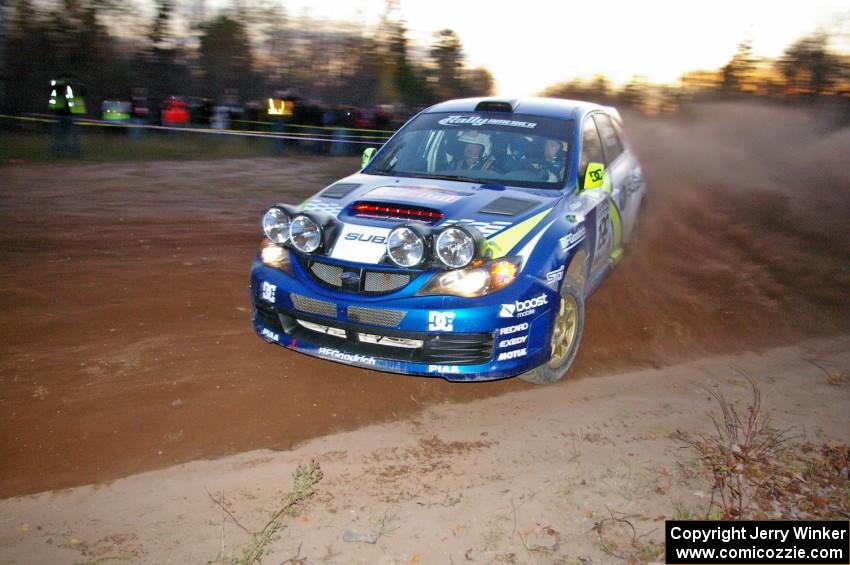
[
  {"xmin": 289, "ymin": 215, "xmax": 322, "ymax": 253},
  {"xmin": 435, "ymin": 227, "xmax": 476, "ymax": 268},
  {"xmin": 262, "ymin": 207, "xmax": 291, "ymax": 244},
  {"xmin": 386, "ymin": 226, "xmax": 425, "ymax": 267}
]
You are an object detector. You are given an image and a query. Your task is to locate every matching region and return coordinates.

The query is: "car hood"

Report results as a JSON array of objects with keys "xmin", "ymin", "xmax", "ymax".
[{"xmin": 298, "ymin": 173, "xmax": 563, "ymax": 264}]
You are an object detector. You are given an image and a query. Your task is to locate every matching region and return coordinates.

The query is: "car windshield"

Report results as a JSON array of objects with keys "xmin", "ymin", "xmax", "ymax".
[{"xmin": 366, "ymin": 112, "xmax": 574, "ymax": 189}]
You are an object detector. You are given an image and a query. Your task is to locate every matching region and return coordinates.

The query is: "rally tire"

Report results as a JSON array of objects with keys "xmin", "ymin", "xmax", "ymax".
[{"xmin": 519, "ymin": 279, "xmax": 585, "ymax": 385}]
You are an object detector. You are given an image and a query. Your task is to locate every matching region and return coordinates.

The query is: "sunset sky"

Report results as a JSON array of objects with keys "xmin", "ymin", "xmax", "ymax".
[{"xmin": 280, "ymin": 0, "xmax": 849, "ymax": 95}]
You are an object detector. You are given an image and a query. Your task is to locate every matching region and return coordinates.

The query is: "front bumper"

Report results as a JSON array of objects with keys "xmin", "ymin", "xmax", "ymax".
[{"xmin": 249, "ymin": 257, "xmax": 557, "ymax": 381}]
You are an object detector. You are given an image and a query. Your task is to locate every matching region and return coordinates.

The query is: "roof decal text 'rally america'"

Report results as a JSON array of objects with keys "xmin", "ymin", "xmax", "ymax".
[{"xmin": 438, "ymin": 115, "xmax": 537, "ymax": 129}]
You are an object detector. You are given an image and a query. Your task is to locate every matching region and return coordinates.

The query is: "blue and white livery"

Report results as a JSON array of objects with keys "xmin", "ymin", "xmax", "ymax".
[{"xmin": 250, "ymin": 97, "xmax": 646, "ymax": 383}]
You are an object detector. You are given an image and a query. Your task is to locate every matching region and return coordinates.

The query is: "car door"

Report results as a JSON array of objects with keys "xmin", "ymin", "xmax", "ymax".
[
  {"xmin": 577, "ymin": 116, "xmax": 614, "ymax": 278},
  {"xmin": 609, "ymin": 117, "xmax": 645, "ymax": 243},
  {"xmin": 592, "ymin": 112, "xmax": 630, "ymax": 261}
]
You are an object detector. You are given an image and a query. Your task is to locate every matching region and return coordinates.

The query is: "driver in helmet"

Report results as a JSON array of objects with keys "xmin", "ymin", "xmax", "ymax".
[
  {"xmin": 455, "ymin": 131, "xmax": 494, "ymax": 171},
  {"xmin": 536, "ymin": 138, "xmax": 567, "ymax": 182},
  {"xmin": 492, "ymin": 135, "xmax": 535, "ymax": 174}
]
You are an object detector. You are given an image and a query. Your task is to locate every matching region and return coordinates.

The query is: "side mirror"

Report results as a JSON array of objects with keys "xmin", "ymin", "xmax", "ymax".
[
  {"xmin": 361, "ymin": 147, "xmax": 376, "ymax": 169},
  {"xmin": 583, "ymin": 162, "xmax": 605, "ymax": 190}
]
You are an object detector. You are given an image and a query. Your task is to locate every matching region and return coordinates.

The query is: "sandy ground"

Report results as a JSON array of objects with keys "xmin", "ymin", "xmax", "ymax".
[
  {"xmin": 0, "ymin": 337, "xmax": 848, "ymax": 564},
  {"xmin": 0, "ymin": 100, "xmax": 849, "ymax": 562}
]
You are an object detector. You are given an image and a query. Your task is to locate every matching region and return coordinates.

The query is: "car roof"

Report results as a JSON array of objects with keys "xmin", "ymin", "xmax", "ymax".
[{"xmin": 421, "ymin": 97, "xmax": 610, "ymax": 121}]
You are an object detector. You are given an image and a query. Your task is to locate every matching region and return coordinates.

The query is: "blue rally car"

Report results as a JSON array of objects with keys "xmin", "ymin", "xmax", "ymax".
[{"xmin": 250, "ymin": 97, "xmax": 646, "ymax": 383}]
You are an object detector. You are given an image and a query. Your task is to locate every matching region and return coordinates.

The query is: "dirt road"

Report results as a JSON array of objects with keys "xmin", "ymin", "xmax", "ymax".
[
  {"xmin": 1, "ymin": 338, "xmax": 848, "ymax": 564},
  {"xmin": 1, "ymin": 101, "xmax": 849, "ymax": 498}
]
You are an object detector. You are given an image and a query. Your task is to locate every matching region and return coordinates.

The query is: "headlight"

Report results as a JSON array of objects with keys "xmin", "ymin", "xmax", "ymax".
[
  {"xmin": 418, "ymin": 257, "xmax": 521, "ymax": 297},
  {"xmin": 259, "ymin": 238, "xmax": 292, "ymax": 273},
  {"xmin": 386, "ymin": 225, "xmax": 426, "ymax": 267},
  {"xmin": 435, "ymin": 226, "xmax": 477, "ymax": 269},
  {"xmin": 289, "ymin": 215, "xmax": 322, "ymax": 253},
  {"xmin": 262, "ymin": 207, "xmax": 291, "ymax": 244}
]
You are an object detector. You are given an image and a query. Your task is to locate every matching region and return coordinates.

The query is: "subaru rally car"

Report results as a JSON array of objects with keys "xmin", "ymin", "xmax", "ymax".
[{"xmin": 250, "ymin": 97, "xmax": 645, "ymax": 383}]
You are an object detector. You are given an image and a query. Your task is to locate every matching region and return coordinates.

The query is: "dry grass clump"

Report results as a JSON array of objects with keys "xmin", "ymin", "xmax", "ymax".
[
  {"xmin": 210, "ymin": 460, "xmax": 323, "ymax": 565},
  {"xmin": 677, "ymin": 375, "xmax": 849, "ymax": 520}
]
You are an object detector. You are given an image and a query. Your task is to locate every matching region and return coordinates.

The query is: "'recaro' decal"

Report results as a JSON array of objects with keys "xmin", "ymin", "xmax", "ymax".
[{"xmin": 499, "ymin": 323, "xmax": 529, "ymax": 335}]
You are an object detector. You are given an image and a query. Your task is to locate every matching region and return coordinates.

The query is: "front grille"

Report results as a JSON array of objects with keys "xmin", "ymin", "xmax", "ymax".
[
  {"xmin": 310, "ymin": 261, "xmax": 343, "ymax": 287},
  {"xmin": 348, "ymin": 306, "xmax": 406, "ymax": 327},
  {"xmin": 364, "ymin": 271, "xmax": 411, "ymax": 293},
  {"xmin": 290, "ymin": 293, "xmax": 337, "ymax": 318},
  {"xmin": 275, "ymin": 307, "xmax": 494, "ymax": 365},
  {"xmin": 303, "ymin": 258, "xmax": 413, "ymax": 294},
  {"xmin": 422, "ymin": 333, "xmax": 495, "ymax": 364}
]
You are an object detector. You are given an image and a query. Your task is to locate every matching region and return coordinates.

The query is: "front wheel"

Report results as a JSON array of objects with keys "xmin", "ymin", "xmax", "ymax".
[{"xmin": 519, "ymin": 279, "xmax": 585, "ymax": 385}]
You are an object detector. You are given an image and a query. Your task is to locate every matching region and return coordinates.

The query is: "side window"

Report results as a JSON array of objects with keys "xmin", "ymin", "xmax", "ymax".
[
  {"xmin": 611, "ymin": 119, "xmax": 628, "ymax": 150},
  {"xmin": 579, "ymin": 118, "xmax": 605, "ymax": 187},
  {"xmin": 593, "ymin": 113, "xmax": 623, "ymax": 163}
]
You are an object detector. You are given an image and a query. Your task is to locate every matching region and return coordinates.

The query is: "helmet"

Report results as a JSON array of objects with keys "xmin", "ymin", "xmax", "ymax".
[
  {"xmin": 457, "ymin": 131, "xmax": 492, "ymax": 156},
  {"xmin": 508, "ymin": 135, "xmax": 531, "ymax": 156}
]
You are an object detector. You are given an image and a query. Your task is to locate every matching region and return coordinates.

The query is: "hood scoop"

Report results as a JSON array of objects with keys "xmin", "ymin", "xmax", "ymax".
[
  {"xmin": 352, "ymin": 201, "xmax": 444, "ymax": 223},
  {"xmin": 320, "ymin": 182, "xmax": 361, "ymax": 199},
  {"xmin": 478, "ymin": 197, "xmax": 539, "ymax": 216}
]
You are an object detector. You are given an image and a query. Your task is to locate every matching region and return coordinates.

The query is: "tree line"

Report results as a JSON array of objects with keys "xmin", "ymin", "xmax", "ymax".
[
  {"xmin": 542, "ymin": 32, "xmax": 850, "ymax": 112},
  {"xmin": 1, "ymin": 0, "xmax": 847, "ymax": 118},
  {"xmin": 0, "ymin": 0, "xmax": 494, "ymax": 116}
]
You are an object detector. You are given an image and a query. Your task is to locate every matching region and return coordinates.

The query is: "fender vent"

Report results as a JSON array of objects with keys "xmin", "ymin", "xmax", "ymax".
[{"xmin": 479, "ymin": 197, "xmax": 538, "ymax": 216}]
